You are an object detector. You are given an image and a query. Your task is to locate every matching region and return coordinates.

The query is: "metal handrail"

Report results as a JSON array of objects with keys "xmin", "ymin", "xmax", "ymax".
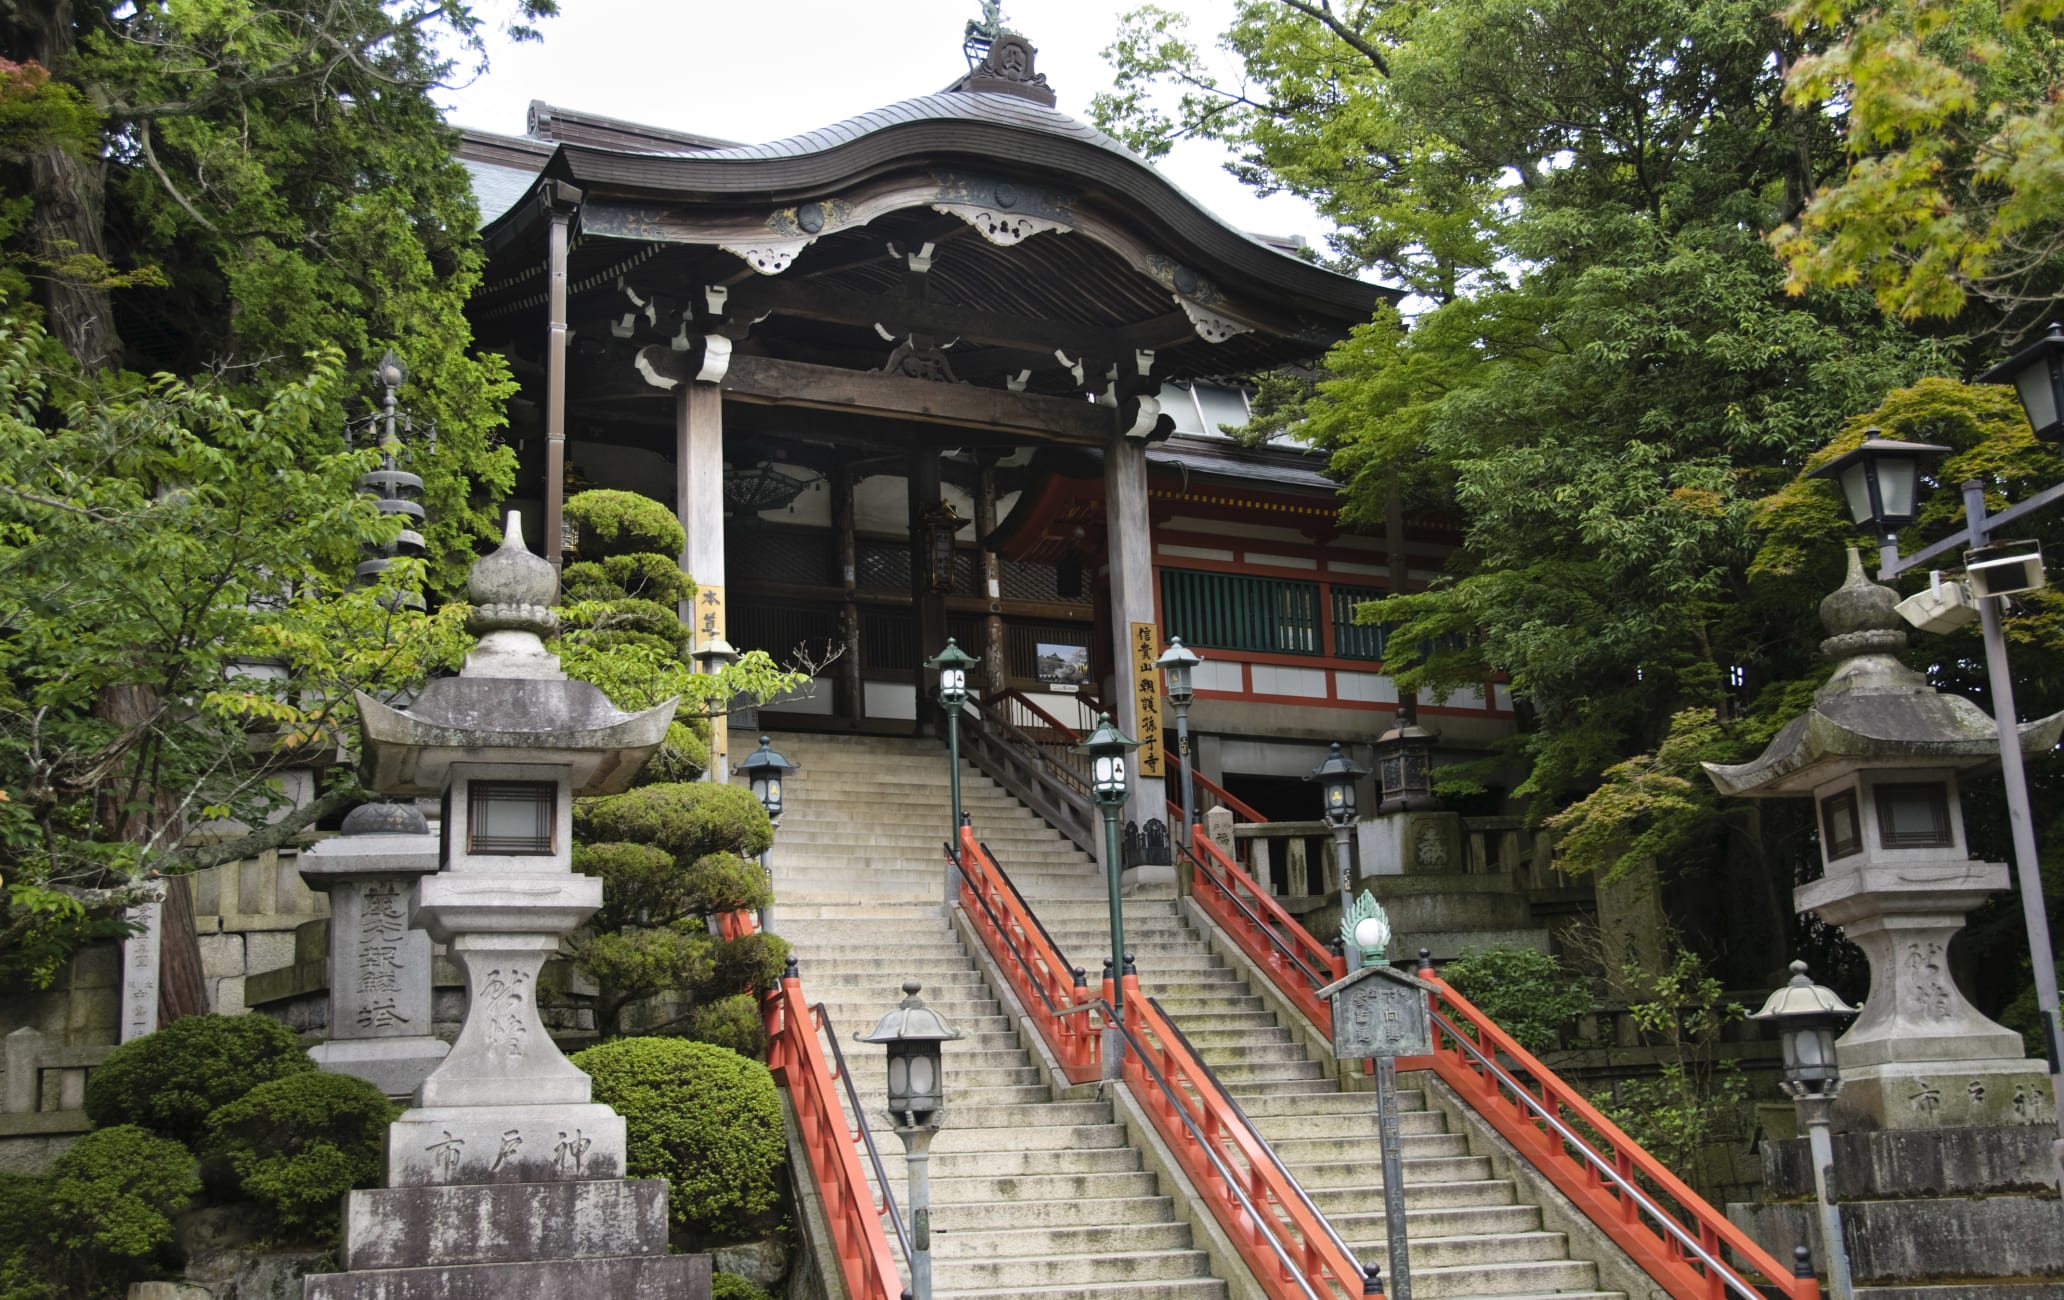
[
  {"xmin": 814, "ymin": 1000, "xmax": 915, "ymax": 1270},
  {"xmin": 1148, "ymin": 997, "xmax": 1368, "ymax": 1279},
  {"xmin": 1105, "ymin": 1000, "xmax": 1331, "ymax": 1300},
  {"xmin": 1429, "ymin": 1002, "xmax": 1766, "ymax": 1300},
  {"xmin": 955, "ymin": 839, "xmax": 1070, "ymax": 1020},
  {"xmin": 979, "ymin": 838, "xmax": 1078, "ymax": 979}
]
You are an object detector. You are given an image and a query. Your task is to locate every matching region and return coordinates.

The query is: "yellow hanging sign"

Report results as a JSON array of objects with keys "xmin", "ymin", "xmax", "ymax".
[{"xmin": 1130, "ymin": 621, "xmax": 1166, "ymax": 779}]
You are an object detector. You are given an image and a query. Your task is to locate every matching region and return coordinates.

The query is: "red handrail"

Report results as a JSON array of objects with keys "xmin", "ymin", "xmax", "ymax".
[
  {"xmin": 1416, "ymin": 975, "xmax": 1813, "ymax": 1300},
  {"xmin": 1182, "ymin": 810, "xmax": 1344, "ymax": 1033},
  {"xmin": 1163, "ymin": 843, "xmax": 1815, "ymax": 1300},
  {"xmin": 725, "ymin": 909, "xmax": 904, "ymax": 1300},
  {"xmin": 956, "ymin": 828, "xmax": 1367, "ymax": 1299},
  {"xmin": 1170, "ymin": 757, "xmax": 1271, "ymax": 825},
  {"xmin": 954, "ymin": 829, "xmax": 1101, "ymax": 1085},
  {"xmin": 1115, "ymin": 974, "xmax": 1366, "ymax": 1299}
]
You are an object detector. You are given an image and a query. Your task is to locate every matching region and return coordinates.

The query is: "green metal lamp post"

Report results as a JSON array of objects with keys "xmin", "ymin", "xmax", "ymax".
[
  {"xmin": 1752, "ymin": 961, "xmax": 1860, "ymax": 1300},
  {"xmin": 738, "ymin": 735, "xmax": 797, "ymax": 933},
  {"xmin": 929, "ymin": 638, "xmax": 978, "ymax": 899},
  {"xmin": 857, "ymin": 979, "xmax": 964, "ymax": 1300},
  {"xmin": 1075, "ymin": 714, "xmax": 1141, "ymax": 1022},
  {"xmin": 1156, "ymin": 637, "xmax": 1203, "ymax": 848},
  {"xmin": 1308, "ymin": 742, "xmax": 1370, "ymax": 964}
]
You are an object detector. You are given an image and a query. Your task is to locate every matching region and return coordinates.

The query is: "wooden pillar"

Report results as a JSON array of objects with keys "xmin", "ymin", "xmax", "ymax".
[
  {"xmin": 834, "ymin": 463, "xmax": 863, "ymax": 729},
  {"xmin": 908, "ymin": 450, "xmax": 946, "ymax": 737},
  {"xmin": 975, "ymin": 454, "xmax": 1008, "ymax": 699},
  {"xmin": 542, "ymin": 182, "xmax": 578, "ymax": 577},
  {"xmin": 1105, "ymin": 435, "xmax": 1161, "ymax": 825},
  {"xmin": 677, "ymin": 382, "xmax": 729, "ymax": 779}
]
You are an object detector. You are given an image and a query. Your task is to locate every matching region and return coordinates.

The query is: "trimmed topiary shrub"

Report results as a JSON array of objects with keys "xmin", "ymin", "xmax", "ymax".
[
  {"xmin": 83, "ymin": 1013, "xmax": 313, "ymax": 1145},
  {"xmin": 576, "ymin": 782, "xmax": 773, "ymax": 863},
  {"xmin": 712, "ymin": 1273, "xmax": 775, "ymax": 1300},
  {"xmin": 686, "ymin": 993, "xmax": 768, "ymax": 1059},
  {"xmin": 571, "ymin": 1037, "xmax": 784, "ymax": 1246},
  {"xmin": 44, "ymin": 1125, "xmax": 198, "ymax": 1294},
  {"xmin": 712, "ymin": 932, "xmax": 790, "ymax": 998},
  {"xmin": 202, "ymin": 1070, "xmax": 397, "ymax": 1236},
  {"xmin": 565, "ymin": 489, "xmax": 686, "ymax": 560}
]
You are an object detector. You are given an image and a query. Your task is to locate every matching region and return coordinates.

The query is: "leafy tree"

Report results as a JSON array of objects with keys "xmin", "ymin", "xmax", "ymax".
[
  {"xmin": 1772, "ymin": 0, "xmax": 2064, "ymax": 327},
  {"xmin": 0, "ymin": 323, "xmax": 470, "ymax": 985},
  {"xmin": 1, "ymin": 0, "xmax": 555, "ymax": 588},
  {"xmin": 1096, "ymin": 0, "xmax": 1962, "ymax": 985}
]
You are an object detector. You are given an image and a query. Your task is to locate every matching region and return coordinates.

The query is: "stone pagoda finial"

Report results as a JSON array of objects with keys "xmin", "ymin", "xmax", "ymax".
[
  {"xmin": 457, "ymin": 511, "xmax": 563, "ymax": 680},
  {"xmin": 1819, "ymin": 547, "xmax": 1906, "ymax": 661}
]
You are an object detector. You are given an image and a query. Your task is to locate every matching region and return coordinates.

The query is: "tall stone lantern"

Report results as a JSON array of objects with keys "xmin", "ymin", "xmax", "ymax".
[
  {"xmin": 305, "ymin": 515, "xmax": 700, "ymax": 1298},
  {"xmin": 1704, "ymin": 551, "xmax": 2061, "ymax": 1130}
]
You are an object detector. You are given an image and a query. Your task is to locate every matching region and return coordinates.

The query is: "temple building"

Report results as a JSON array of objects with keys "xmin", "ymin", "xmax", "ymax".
[{"xmin": 454, "ymin": 35, "xmax": 1523, "ymax": 877}]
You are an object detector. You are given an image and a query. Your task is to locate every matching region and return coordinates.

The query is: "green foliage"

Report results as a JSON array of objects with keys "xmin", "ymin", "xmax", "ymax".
[
  {"xmin": 712, "ymin": 1274, "xmax": 775, "ymax": 1300},
  {"xmin": 0, "ymin": 319, "xmax": 471, "ymax": 984},
  {"xmin": 83, "ymin": 1013, "xmax": 313, "ymax": 1146},
  {"xmin": 578, "ymin": 784, "xmax": 774, "ymax": 871},
  {"xmin": 565, "ymin": 490, "xmax": 688, "ymax": 560},
  {"xmin": 1440, "ymin": 947, "xmax": 1593, "ymax": 1053},
  {"xmin": 687, "ymin": 994, "xmax": 769, "ymax": 1059},
  {"xmin": 0, "ymin": 1172, "xmax": 54, "ymax": 1300},
  {"xmin": 1591, "ymin": 946, "xmax": 1753, "ymax": 1193},
  {"xmin": 1773, "ymin": 0, "xmax": 2064, "ymax": 322},
  {"xmin": 44, "ymin": 1125, "xmax": 198, "ymax": 1294},
  {"xmin": 572, "ymin": 783, "xmax": 778, "ymax": 1036},
  {"xmin": 202, "ymin": 1071, "xmax": 396, "ymax": 1238},
  {"xmin": 571, "ymin": 1037, "xmax": 784, "ymax": 1246}
]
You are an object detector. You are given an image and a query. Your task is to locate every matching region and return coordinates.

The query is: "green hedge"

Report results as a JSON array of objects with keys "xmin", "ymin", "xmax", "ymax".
[
  {"xmin": 203, "ymin": 1071, "xmax": 396, "ymax": 1235},
  {"xmin": 564, "ymin": 490, "xmax": 686, "ymax": 560},
  {"xmin": 83, "ymin": 1014, "xmax": 313, "ymax": 1145},
  {"xmin": 576, "ymin": 782, "xmax": 772, "ymax": 862},
  {"xmin": 571, "ymin": 1037, "xmax": 784, "ymax": 1245},
  {"xmin": 44, "ymin": 1125, "xmax": 198, "ymax": 1295}
]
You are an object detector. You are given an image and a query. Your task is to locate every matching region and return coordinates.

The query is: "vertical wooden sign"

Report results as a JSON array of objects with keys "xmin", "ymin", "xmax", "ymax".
[
  {"xmin": 694, "ymin": 584, "xmax": 728, "ymax": 774},
  {"xmin": 1130, "ymin": 621, "xmax": 1166, "ymax": 779}
]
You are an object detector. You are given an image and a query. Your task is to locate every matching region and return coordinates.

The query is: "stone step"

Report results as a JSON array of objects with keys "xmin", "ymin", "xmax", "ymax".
[
  {"xmin": 933, "ymin": 1246, "xmax": 1214, "ymax": 1290},
  {"xmin": 1309, "ymin": 1179, "xmax": 1521, "ymax": 1214},
  {"xmin": 1340, "ymin": 1227, "xmax": 1571, "ymax": 1269},
  {"xmin": 930, "ymin": 1220, "xmax": 1196, "ymax": 1260},
  {"xmin": 944, "ymin": 1280, "xmax": 1228, "ymax": 1300},
  {"xmin": 925, "ymin": 1194, "xmax": 1179, "ymax": 1232},
  {"xmin": 865, "ymin": 1144, "xmax": 1143, "ymax": 1179},
  {"xmin": 923, "ymin": 1169, "xmax": 1163, "ymax": 1203},
  {"xmin": 1249, "ymin": 1109, "xmax": 1448, "ymax": 1140},
  {"xmin": 1352, "ymin": 1257, "xmax": 1602, "ymax": 1299},
  {"xmin": 1266, "ymin": 1133, "xmax": 1471, "ymax": 1163},
  {"xmin": 1287, "ymin": 1154, "xmax": 1495, "ymax": 1188},
  {"xmin": 1237, "ymin": 1089, "xmax": 1427, "ymax": 1117}
]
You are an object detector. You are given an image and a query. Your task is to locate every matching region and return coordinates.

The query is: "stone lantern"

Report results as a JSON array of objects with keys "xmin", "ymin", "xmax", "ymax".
[
  {"xmin": 1704, "ymin": 550, "xmax": 2062, "ymax": 1130},
  {"xmin": 305, "ymin": 513, "xmax": 700, "ymax": 1299}
]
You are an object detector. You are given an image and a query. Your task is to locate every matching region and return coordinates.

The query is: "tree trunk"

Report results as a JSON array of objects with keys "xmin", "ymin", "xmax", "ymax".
[
  {"xmin": 10, "ymin": 0, "xmax": 125, "ymax": 371},
  {"xmin": 94, "ymin": 684, "xmax": 207, "ymax": 1022}
]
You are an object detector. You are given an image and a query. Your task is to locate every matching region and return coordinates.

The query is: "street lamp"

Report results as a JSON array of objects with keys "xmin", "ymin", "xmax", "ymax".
[
  {"xmin": 1807, "ymin": 431, "xmax": 1950, "ymax": 544},
  {"xmin": 738, "ymin": 736, "xmax": 797, "ymax": 933},
  {"xmin": 1075, "ymin": 714, "xmax": 1140, "ymax": 1022},
  {"xmin": 929, "ymin": 638, "xmax": 978, "ymax": 897},
  {"xmin": 1978, "ymin": 320, "xmax": 2064, "ymax": 443},
  {"xmin": 1156, "ymin": 637, "xmax": 1203, "ymax": 848},
  {"xmin": 1308, "ymin": 742, "xmax": 1369, "ymax": 965},
  {"xmin": 857, "ymin": 980, "xmax": 963, "ymax": 1300},
  {"xmin": 1814, "ymin": 397, "xmax": 2064, "ymax": 1181},
  {"xmin": 1753, "ymin": 961, "xmax": 1860, "ymax": 1300},
  {"xmin": 692, "ymin": 633, "xmax": 740, "ymax": 783}
]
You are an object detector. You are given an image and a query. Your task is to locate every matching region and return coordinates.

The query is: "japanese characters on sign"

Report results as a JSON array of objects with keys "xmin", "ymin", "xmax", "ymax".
[
  {"xmin": 1331, "ymin": 971, "xmax": 1434, "ymax": 1059},
  {"xmin": 1130, "ymin": 621, "xmax": 1166, "ymax": 779},
  {"xmin": 698, "ymin": 584, "xmax": 727, "ymax": 772},
  {"xmin": 118, "ymin": 891, "xmax": 164, "ymax": 1043}
]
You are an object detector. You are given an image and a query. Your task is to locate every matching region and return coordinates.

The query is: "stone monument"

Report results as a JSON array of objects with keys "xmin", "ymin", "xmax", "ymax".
[
  {"xmin": 302, "ymin": 514, "xmax": 707, "ymax": 1299},
  {"xmin": 1704, "ymin": 550, "xmax": 2058, "ymax": 1131},
  {"xmin": 298, "ymin": 801, "xmax": 449, "ymax": 1096}
]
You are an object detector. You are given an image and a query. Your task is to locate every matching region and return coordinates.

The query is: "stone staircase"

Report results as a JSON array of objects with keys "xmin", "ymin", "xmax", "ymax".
[
  {"xmin": 759, "ymin": 733, "xmax": 1228, "ymax": 1299},
  {"xmin": 1033, "ymin": 893, "xmax": 1628, "ymax": 1300}
]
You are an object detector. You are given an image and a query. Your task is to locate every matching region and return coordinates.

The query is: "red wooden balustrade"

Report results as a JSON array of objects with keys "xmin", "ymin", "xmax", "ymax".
[
  {"xmin": 722, "ymin": 909, "xmax": 906, "ymax": 1300},
  {"xmin": 953, "ymin": 827, "xmax": 1102, "ymax": 1085},
  {"xmin": 1169, "ymin": 756, "xmax": 1271, "ymax": 825},
  {"xmin": 957, "ymin": 827, "xmax": 1372, "ymax": 1299},
  {"xmin": 1181, "ymin": 809, "xmax": 1344, "ymax": 1034},
  {"xmin": 1167, "ymin": 837, "xmax": 1813, "ymax": 1300}
]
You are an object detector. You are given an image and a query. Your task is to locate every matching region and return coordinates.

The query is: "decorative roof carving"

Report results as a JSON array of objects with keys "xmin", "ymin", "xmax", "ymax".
[{"xmin": 960, "ymin": 33, "xmax": 1056, "ymax": 106}]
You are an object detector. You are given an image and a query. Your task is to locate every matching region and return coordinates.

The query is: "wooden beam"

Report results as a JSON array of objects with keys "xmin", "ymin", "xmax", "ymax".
[
  {"xmin": 724, "ymin": 279, "xmax": 1130, "ymax": 360},
  {"xmin": 635, "ymin": 349, "xmax": 1120, "ymax": 444}
]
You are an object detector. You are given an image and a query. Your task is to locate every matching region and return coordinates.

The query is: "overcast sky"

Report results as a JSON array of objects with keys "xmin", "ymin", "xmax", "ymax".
[{"xmin": 438, "ymin": 0, "xmax": 1325, "ymax": 245}]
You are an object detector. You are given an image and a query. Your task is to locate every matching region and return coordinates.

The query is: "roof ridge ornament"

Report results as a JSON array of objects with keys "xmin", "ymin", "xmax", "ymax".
[{"xmin": 955, "ymin": 21, "xmax": 1057, "ymax": 107}]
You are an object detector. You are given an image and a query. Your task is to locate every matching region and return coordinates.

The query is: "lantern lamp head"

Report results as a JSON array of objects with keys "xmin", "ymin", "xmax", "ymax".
[
  {"xmin": 1977, "ymin": 321, "xmax": 2064, "ymax": 443},
  {"xmin": 929, "ymin": 637, "xmax": 979, "ymax": 707},
  {"xmin": 737, "ymin": 735, "xmax": 798, "ymax": 821},
  {"xmin": 1307, "ymin": 742, "xmax": 1369, "ymax": 827},
  {"xmin": 693, "ymin": 634, "xmax": 739, "ymax": 674},
  {"xmin": 1807, "ymin": 431, "xmax": 1949, "ymax": 541},
  {"xmin": 1155, "ymin": 636, "xmax": 1203, "ymax": 706},
  {"xmin": 855, "ymin": 979, "xmax": 965, "ymax": 1126},
  {"xmin": 1073, "ymin": 712, "xmax": 1141, "ymax": 809},
  {"xmin": 1750, "ymin": 960, "xmax": 1857, "ymax": 1097}
]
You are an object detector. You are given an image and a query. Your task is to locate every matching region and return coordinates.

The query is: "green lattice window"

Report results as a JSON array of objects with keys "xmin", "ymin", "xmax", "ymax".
[
  {"xmin": 1330, "ymin": 585, "xmax": 1390, "ymax": 660},
  {"xmin": 1162, "ymin": 569, "xmax": 1320, "ymax": 655}
]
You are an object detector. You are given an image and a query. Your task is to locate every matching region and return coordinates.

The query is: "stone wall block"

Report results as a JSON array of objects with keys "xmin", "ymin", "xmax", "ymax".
[
  {"xmin": 341, "ymin": 1179, "xmax": 669, "ymax": 1270},
  {"xmin": 198, "ymin": 933, "xmax": 246, "ymax": 980}
]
